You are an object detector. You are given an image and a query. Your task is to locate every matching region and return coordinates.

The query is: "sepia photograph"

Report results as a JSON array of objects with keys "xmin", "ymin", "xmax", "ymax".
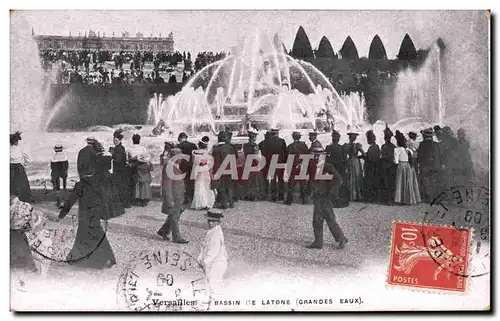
[{"xmin": 8, "ymin": 8, "xmax": 491, "ymax": 312}]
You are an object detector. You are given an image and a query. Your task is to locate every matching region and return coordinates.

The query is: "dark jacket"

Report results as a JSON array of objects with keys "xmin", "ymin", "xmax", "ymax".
[
  {"xmin": 287, "ymin": 141, "xmax": 309, "ymax": 166},
  {"xmin": 77, "ymin": 145, "xmax": 97, "ymax": 178},
  {"xmin": 261, "ymin": 136, "xmax": 288, "ymax": 164},
  {"xmin": 417, "ymin": 139, "xmax": 442, "ymax": 171},
  {"xmin": 212, "ymin": 142, "xmax": 237, "ymax": 177},
  {"xmin": 309, "ymin": 161, "xmax": 343, "ymax": 199},
  {"xmin": 110, "ymin": 144, "xmax": 127, "ymax": 172}
]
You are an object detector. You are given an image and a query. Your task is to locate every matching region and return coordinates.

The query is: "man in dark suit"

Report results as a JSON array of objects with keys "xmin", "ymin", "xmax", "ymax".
[
  {"xmin": 77, "ymin": 136, "xmax": 97, "ymax": 179},
  {"xmin": 261, "ymin": 129, "xmax": 288, "ymax": 202},
  {"xmin": 176, "ymin": 132, "xmax": 197, "ymax": 205},
  {"xmin": 258, "ymin": 131, "xmax": 272, "ymax": 199},
  {"xmin": 306, "ymin": 141, "xmax": 348, "ymax": 250},
  {"xmin": 417, "ymin": 128, "xmax": 443, "ymax": 203},
  {"xmin": 286, "ymin": 131, "xmax": 309, "ymax": 205},
  {"xmin": 212, "ymin": 131, "xmax": 238, "ymax": 209}
]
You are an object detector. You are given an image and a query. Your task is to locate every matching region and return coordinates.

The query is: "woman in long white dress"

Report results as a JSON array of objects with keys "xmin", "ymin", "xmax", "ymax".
[
  {"xmin": 394, "ymin": 131, "xmax": 421, "ymax": 205},
  {"xmin": 191, "ymin": 136, "xmax": 216, "ymax": 210}
]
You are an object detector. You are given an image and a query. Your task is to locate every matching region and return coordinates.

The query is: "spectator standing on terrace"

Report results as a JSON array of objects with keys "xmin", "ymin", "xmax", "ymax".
[
  {"xmin": 134, "ymin": 153, "xmax": 154, "ymax": 207},
  {"xmin": 127, "ymin": 134, "xmax": 148, "ymax": 206},
  {"xmin": 109, "ymin": 130, "xmax": 131, "ymax": 208},
  {"xmin": 50, "ymin": 144, "xmax": 69, "ymax": 208},
  {"xmin": 10, "ymin": 132, "xmax": 31, "ymax": 203},
  {"xmin": 212, "ymin": 131, "xmax": 237, "ymax": 209},
  {"xmin": 325, "ymin": 130, "xmax": 350, "ymax": 208},
  {"xmin": 77, "ymin": 136, "xmax": 98, "ymax": 179},
  {"xmin": 379, "ymin": 125, "xmax": 397, "ymax": 205},
  {"xmin": 176, "ymin": 132, "xmax": 198, "ymax": 206},
  {"xmin": 241, "ymin": 130, "xmax": 261, "ymax": 201},
  {"xmin": 344, "ymin": 131, "xmax": 365, "ymax": 202},
  {"xmin": 361, "ymin": 130, "xmax": 380, "ymax": 203},
  {"xmin": 191, "ymin": 136, "xmax": 216, "ymax": 210},
  {"xmin": 285, "ymin": 131, "xmax": 309, "ymax": 205},
  {"xmin": 394, "ymin": 131, "xmax": 421, "ymax": 205}
]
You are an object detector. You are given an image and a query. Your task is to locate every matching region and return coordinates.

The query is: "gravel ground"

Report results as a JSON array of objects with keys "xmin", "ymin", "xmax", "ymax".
[{"xmin": 11, "ymin": 199, "xmax": 490, "ymax": 311}]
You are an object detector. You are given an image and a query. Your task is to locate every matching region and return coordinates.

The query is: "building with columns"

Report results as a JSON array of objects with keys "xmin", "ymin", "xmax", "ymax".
[{"xmin": 33, "ymin": 29, "xmax": 175, "ymax": 52}]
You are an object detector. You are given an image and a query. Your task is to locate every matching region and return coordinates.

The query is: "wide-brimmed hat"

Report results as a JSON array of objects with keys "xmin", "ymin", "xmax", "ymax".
[
  {"xmin": 292, "ymin": 131, "xmax": 301, "ymax": 138},
  {"xmin": 86, "ymin": 136, "xmax": 96, "ymax": 143},
  {"xmin": 178, "ymin": 132, "xmax": 188, "ymax": 140},
  {"xmin": 206, "ymin": 210, "xmax": 224, "ymax": 221},
  {"xmin": 309, "ymin": 131, "xmax": 318, "ymax": 137},
  {"xmin": 53, "ymin": 144, "xmax": 64, "ymax": 152}
]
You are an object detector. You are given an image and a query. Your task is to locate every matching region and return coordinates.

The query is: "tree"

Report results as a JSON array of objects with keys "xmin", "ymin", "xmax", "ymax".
[
  {"xmin": 368, "ymin": 35, "xmax": 388, "ymax": 60},
  {"xmin": 316, "ymin": 36, "xmax": 337, "ymax": 59},
  {"xmin": 291, "ymin": 26, "xmax": 315, "ymax": 61},
  {"xmin": 339, "ymin": 36, "xmax": 359, "ymax": 60},
  {"xmin": 397, "ymin": 33, "xmax": 418, "ymax": 60}
]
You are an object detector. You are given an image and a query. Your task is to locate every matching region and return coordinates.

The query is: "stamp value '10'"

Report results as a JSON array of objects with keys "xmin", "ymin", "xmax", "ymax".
[{"xmin": 387, "ymin": 222, "xmax": 471, "ymax": 293}]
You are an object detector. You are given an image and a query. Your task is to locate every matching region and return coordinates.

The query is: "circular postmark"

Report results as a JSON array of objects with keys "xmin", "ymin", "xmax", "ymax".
[
  {"xmin": 421, "ymin": 184, "xmax": 490, "ymax": 278},
  {"xmin": 116, "ymin": 249, "xmax": 212, "ymax": 312},
  {"xmin": 27, "ymin": 205, "xmax": 109, "ymax": 266}
]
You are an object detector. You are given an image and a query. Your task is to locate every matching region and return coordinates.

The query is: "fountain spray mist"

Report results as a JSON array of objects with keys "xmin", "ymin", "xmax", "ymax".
[{"xmin": 10, "ymin": 14, "xmax": 47, "ymax": 132}]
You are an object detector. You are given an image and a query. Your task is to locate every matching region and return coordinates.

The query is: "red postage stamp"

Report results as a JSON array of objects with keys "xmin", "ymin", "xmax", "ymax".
[{"xmin": 388, "ymin": 222, "xmax": 471, "ymax": 293}]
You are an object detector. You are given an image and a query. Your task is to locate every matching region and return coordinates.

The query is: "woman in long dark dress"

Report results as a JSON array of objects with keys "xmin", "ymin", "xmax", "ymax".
[
  {"xmin": 10, "ymin": 132, "xmax": 31, "ymax": 202},
  {"xmin": 325, "ymin": 130, "xmax": 350, "ymax": 207},
  {"xmin": 362, "ymin": 130, "xmax": 381, "ymax": 202},
  {"xmin": 55, "ymin": 151, "xmax": 118, "ymax": 269},
  {"xmin": 241, "ymin": 131, "xmax": 262, "ymax": 201},
  {"xmin": 110, "ymin": 129, "xmax": 131, "ymax": 208},
  {"xmin": 343, "ymin": 131, "xmax": 365, "ymax": 201}
]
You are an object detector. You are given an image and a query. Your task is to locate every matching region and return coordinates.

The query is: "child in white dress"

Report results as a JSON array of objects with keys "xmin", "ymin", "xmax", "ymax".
[{"xmin": 198, "ymin": 210, "xmax": 228, "ymax": 298}]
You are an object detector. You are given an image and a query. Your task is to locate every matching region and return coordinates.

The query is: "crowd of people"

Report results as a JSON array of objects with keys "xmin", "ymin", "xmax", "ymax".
[
  {"xmin": 10, "ymin": 123, "xmax": 474, "ymax": 292},
  {"xmin": 39, "ymin": 48, "xmax": 227, "ymax": 86}
]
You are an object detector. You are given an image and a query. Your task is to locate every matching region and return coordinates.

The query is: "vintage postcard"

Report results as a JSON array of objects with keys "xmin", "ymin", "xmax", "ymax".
[{"xmin": 9, "ymin": 10, "xmax": 490, "ymax": 311}]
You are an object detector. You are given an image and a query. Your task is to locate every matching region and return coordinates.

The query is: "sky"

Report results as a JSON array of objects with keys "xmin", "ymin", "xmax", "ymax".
[{"xmin": 11, "ymin": 10, "xmax": 487, "ymax": 58}]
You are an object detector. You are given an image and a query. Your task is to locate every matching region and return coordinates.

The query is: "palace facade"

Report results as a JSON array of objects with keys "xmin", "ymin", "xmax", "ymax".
[{"xmin": 33, "ymin": 29, "xmax": 174, "ymax": 52}]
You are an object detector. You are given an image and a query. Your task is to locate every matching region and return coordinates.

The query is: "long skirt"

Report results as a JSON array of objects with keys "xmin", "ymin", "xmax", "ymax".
[
  {"xmin": 135, "ymin": 182, "xmax": 153, "ymax": 200},
  {"xmin": 10, "ymin": 230, "xmax": 37, "ymax": 272},
  {"xmin": 363, "ymin": 162, "xmax": 380, "ymax": 203},
  {"xmin": 67, "ymin": 209, "xmax": 116, "ymax": 269},
  {"xmin": 10, "ymin": 163, "xmax": 31, "ymax": 202},
  {"xmin": 394, "ymin": 162, "xmax": 421, "ymax": 205},
  {"xmin": 191, "ymin": 172, "xmax": 215, "ymax": 210},
  {"xmin": 346, "ymin": 158, "xmax": 363, "ymax": 201}
]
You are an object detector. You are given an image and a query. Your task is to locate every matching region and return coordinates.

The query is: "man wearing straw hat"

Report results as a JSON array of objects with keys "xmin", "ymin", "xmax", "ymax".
[
  {"xmin": 306, "ymin": 141, "xmax": 348, "ymax": 250},
  {"xmin": 198, "ymin": 210, "xmax": 228, "ymax": 298}
]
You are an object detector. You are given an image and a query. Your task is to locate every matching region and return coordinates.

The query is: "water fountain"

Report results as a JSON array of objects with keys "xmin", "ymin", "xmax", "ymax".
[
  {"xmin": 146, "ymin": 30, "xmax": 360, "ymax": 135},
  {"xmin": 10, "ymin": 16, "xmax": 49, "ymax": 132}
]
